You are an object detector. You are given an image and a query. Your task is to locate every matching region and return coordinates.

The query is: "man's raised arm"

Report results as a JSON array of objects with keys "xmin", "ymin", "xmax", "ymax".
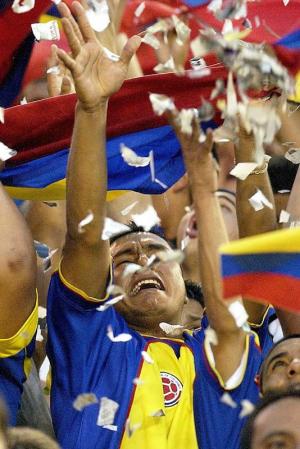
[{"xmin": 56, "ymin": 2, "xmax": 141, "ymax": 298}]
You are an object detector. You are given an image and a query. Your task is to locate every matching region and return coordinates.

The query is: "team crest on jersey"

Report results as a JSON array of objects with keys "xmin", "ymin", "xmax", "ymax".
[{"xmin": 160, "ymin": 372, "xmax": 183, "ymax": 407}]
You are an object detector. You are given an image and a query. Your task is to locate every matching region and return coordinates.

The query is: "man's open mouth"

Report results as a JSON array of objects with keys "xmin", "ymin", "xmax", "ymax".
[{"xmin": 130, "ymin": 278, "xmax": 164, "ymax": 296}]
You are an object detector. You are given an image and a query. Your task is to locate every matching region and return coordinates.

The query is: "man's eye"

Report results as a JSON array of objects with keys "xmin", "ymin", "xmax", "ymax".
[
  {"xmin": 267, "ymin": 439, "xmax": 292, "ymax": 449},
  {"xmin": 272, "ymin": 360, "xmax": 287, "ymax": 370}
]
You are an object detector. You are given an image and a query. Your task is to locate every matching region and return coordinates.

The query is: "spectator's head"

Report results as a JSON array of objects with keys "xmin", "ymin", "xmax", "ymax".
[
  {"xmin": 240, "ymin": 389, "xmax": 300, "ymax": 449},
  {"xmin": 260, "ymin": 334, "xmax": 300, "ymax": 395},
  {"xmin": 182, "ymin": 280, "xmax": 204, "ymax": 330},
  {"xmin": 110, "ymin": 222, "xmax": 187, "ymax": 333}
]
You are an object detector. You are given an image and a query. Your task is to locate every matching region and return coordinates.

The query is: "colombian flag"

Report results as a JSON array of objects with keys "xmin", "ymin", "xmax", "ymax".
[{"xmin": 221, "ymin": 228, "xmax": 300, "ymax": 313}]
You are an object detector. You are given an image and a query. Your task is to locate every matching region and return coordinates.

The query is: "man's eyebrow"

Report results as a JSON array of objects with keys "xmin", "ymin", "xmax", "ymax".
[
  {"xmin": 113, "ymin": 247, "xmax": 135, "ymax": 259},
  {"xmin": 262, "ymin": 431, "xmax": 292, "ymax": 442},
  {"xmin": 144, "ymin": 242, "xmax": 169, "ymax": 251},
  {"xmin": 267, "ymin": 351, "xmax": 289, "ymax": 368}
]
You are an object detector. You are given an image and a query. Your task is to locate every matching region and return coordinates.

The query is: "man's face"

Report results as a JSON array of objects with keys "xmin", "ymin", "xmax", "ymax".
[
  {"xmin": 251, "ymin": 397, "xmax": 300, "ymax": 449},
  {"xmin": 110, "ymin": 232, "xmax": 186, "ymax": 331},
  {"xmin": 262, "ymin": 338, "xmax": 300, "ymax": 394}
]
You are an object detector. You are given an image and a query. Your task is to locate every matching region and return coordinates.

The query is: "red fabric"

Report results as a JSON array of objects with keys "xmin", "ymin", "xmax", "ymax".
[{"xmin": 0, "ymin": 70, "xmax": 224, "ymax": 165}]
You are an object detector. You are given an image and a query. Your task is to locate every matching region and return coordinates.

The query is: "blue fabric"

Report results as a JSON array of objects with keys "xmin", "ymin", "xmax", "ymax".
[{"xmin": 276, "ymin": 28, "xmax": 300, "ymax": 49}]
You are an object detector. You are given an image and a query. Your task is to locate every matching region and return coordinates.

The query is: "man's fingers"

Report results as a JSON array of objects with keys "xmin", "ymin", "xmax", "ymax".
[
  {"xmin": 47, "ymin": 45, "xmax": 61, "ymax": 97},
  {"xmin": 120, "ymin": 35, "xmax": 141, "ymax": 66},
  {"xmin": 56, "ymin": 48, "xmax": 76, "ymax": 73},
  {"xmin": 72, "ymin": 1, "xmax": 96, "ymax": 42},
  {"xmin": 204, "ymin": 128, "xmax": 214, "ymax": 153},
  {"xmin": 61, "ymin": 18, "xmax": 81, "ymax": 57},
  {"xmin": 164, "ymin": 108, "xmax": 179, "ymax": 132},
  {"xmin": 47, "ymin": 44, "xmax": 58, "ymax": 69},
  {"xmin": 61, "ymin": 76, "xmax": 74, "ymax": 95}
]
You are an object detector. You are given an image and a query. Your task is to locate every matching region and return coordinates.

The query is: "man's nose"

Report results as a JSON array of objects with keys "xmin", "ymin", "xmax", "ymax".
[
  {"xmin": 288, "ymin": 358, "xmax": 300, "ymax": 377},
  {"xmin": 137, "ymin": 252, "xmax": 151, "ymax": 266}
]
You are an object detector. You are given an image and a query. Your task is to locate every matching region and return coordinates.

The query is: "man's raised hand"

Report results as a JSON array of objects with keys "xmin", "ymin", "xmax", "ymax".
[{"xmin": 56, "ymin": 1, "xmax": 141, "ymax": 112}]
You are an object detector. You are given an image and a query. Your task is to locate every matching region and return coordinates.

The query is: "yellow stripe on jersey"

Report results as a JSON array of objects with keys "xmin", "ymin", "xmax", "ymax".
[
  {"xmin": 120, "ymin": 342, "xmax": 198, "ymax": 449},
  {"xmin": 0, "ymin": 294, "xmax": 38, "ymax": 358}
]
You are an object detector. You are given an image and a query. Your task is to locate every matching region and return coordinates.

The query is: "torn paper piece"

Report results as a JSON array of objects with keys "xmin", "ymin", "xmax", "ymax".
[
  {"xmin": 157, "ymin": 249, "xmax": 184, "ymax": 264},
  {"xmin": 181, "ymin": 235, "xmax": 190, "ymax": 251},
  {"xmin": 230, "ymin": 163, "xmax": 258, "ymax": 180},
  {"xmin": 239, "ymin": 400, "xmax": 255, "ymax": 418},
  {"xmin": 103, "ymin": 424, "xmax": 118, "ymax": 431},
  {"xmin": 31, "ymin": 21, "xmax": 60, "ymax": 41},
  {"xmin": 285, "ymin": 148, "xmax": 300, "ymax": 164},
  {"xmin": 102, "ymin": 218, "xmax": 129, "ymax": 240},
  {"xmin": 134, "ymin": 1, "xmax": 145, "ymax": 17},
  {"xmin": 146, "ymin": 19, "xmax": 169, "ymax": 34},
  {"xmin": 107, "ymin": 325, "xmax": 132, "ymax": 343},
  {"xmin": 220, "ymin": 393, "xmax": 238, "ymax": 408},
  {"xmin": 132, "ymin": 377, "xmax": 144, "ymax": 386},
  {"xmin": 228, "ymin": 300, "xmax": 249, "ymax": 328},
  {"xmin": 46, "ymin": 65, "xmax": 60, "ymax": 75},
  {"xmin": 103, "ymin": 47, "xmax": 120, "ymax": 62},
  {"xmin": 121, "ymin": 144, "xmax": 151, "ymax": 167},
  {"xmin": 150, "ymin": 150, "xmax": 155, "ymax": 181},
  {"xmin": 178, "ymin": 109, "xmax": 196, "ymax": 136},
  {"xmin": 122, "ymin": 263, "xmax": 141, "ymax": 279},
  {"xmin": 248, "ymin": 189, "xmax": 273, "ymax": 211},
  {"xmin": 141, "ymin": 33, "xmax": 160, "ymax": 50},
  {"xmin": 20, "ymin": 97, "xmax": 27, "ymax": 105},
  {"xmin": 283, "ymin": 0, "xmax": 289, "ymax": 5},
  {"xmin": 51, "ymin": 0, "xmax": 61, "ymax": 4},
  {"xmin": 38, "ymin": 306, "xmax": 47, "ymax": 319},
  {"xmin": 154, "ymin": 57, "xmax": 175, "ymax": 73},
  {"xmin": 222, "ymin": 19, "xmax": 234, "ymax": 35},
  {"xmin": 204, "ymin": 328, "xmax": 219, "ymax": 346},
  {"xmin": 78, "ymin": 210, "xmax": 94, "ymax": 233},
  {"xmin": 131, "ymin": 206, "xmax": 160, "ymax": 231},
  {"xmin": 42, "ymin": 248, "xmax": 59, "ymax": 273},
  {"xmin": 279, "ymin": 210, "xmax": 290, "ymax": 224},
  {"xmin": 96, "ymin": 295, "xmax": 124, "ymax": 312},
  {"xmin": 150, "ymin": 409, "xmax": 165, "ymax": 417},
  {"xmin": 159, "ymin": 322, "xmax": 184, "ymax": 335},
  {"xmin": 207, "ymin": 0, "xmax": 222, "ymax": 13},
  {"xmin": 97, "ymin": 397, "xmax": 119, "ymax": 427},
  {"xmin": 36, "ymin": 325, "xmax": 44, "ymax": 342},
  {"xmin": 197, "ymin": 99, "xmax": 215, "ymax": 121},
  {"xmin": 12, "ymin": 0, "xmax": 34, "ymax": 14},
  {"xmin": 73, "ymin": 393, "xmax": 98, "ymax": 411},
  {"xmin": 149, "ymin": 93, "xmax": 175, "ymax": 116},
  {"xmin": 154, "ymin": 178, "xmax": 168, "ymax": 189},
  {"xmin": 125, "ymin": 419, "xmax": 142, "ymax": 437},
  {"xmin": 121, "ymin": 201, "xmax": 139, "ymax": 216},
  {"xmin": 141, "ymin": 351, "xmax": 154, "ymax": 364},
  {"xmin": 172, "ymin": 15, "xmax": 191, "ymax": 45},
  {"xmin": 210, "ymin": 79, "xmax": 225, "ymax": 100},
  {"xmin": 278, "ymin": 189, "xmax": 290, "ymax": 194},
  {"xmin": 0, "ymin": 108, "xmax": 4, "ymax": 124},
  {"xmin": 106, "ymin": 284, "xmax": 125, "ymax": 297},
  {"xmin": 0, "ymin": 142, "xmax": 17, "ymax": 161},
  {"xmin": 86, "ymin": 0, "xmax": 110, "ymax": 32}
]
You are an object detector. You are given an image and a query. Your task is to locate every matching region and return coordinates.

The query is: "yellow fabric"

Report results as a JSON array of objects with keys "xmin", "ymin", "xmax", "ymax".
[
  {"xmin": 5, "ymin": 182, "xmax": 127, "ymax": 202},
  {"xmin": 0, "ymin": 297, "xmax": 38, "ymax": 358},
  {"xmin": 39, "ymin": 14, "xmax": 62, "ymax": 27},
  {"xmin": 220, "ymin": 227, "xmax": 300, "ymax": 255},
  {"xmin": 120, "ymin": 342, "xmax": 198, "ymax": 449},
  {"xmin": 289, "ymin": 71, "xmax": 300, "ymax": 103},
  {"xmin": 248, "ymin": 305, "xmax": 271, "ymax": 328}
]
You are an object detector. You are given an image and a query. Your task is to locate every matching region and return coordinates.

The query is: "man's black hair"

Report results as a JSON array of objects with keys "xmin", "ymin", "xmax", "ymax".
[
  {"xmin": 240, "ymin": 388, "xmax": 300, "ymax": 449},
  {"xmin": 260, "ymin": 333, "xmax": 300, "ymax": 391},
  {"xmin": 184, "ymin": 280, "xmax": 205, "ymax": 308},
  {"xmin": 109, "ymin": 221, "xmax": 166, "ymax": 245},
  {"xmin": 267, "ymin": 156, "xmax": 298, "ymax": 193}
]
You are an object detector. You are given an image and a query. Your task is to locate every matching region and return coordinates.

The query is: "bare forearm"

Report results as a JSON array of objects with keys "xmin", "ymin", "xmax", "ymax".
[{"xmin": 286, "ymin": 166, "xmax": 300, "ymax": 220}]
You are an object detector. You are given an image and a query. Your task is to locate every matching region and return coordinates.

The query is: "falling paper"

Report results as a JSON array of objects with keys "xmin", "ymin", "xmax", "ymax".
[
  {"xmin": 222, "ymin": 19, "xmax": 234, "ymax": 36},
  {"xmin": 279, "ymin": 210, "xmax": 290, "ymax": 224},
  {"xmin": 132, "ymin": 377, "xmax": 144, "ymax": 386},
  {"xmin": 125, "ymin": 419, "xmax": 141, "ymax": 437},
  {"xmin": 149, "ymin": 93, "xmax": 175, "ymax": 116},
  {"xmin": 31, "ymin": 21, "xmax": 60, "ymax": 41},
  {"xmin": 248, "ymin": 189, "xmax": 273, "ymax": 211},
  {"xmin": 96, "ymin": 295, "xmax": 124, "ymax": 312},
  {"xmin": 36, "ymin": 325, "xmax": 44, "ymax": 342},
  {"xmin": 121, "ymin": 201, "xmax": 139, "ymax": 216},
  {"xmin": 107, "ymin": 325, "xmax": 132, "ymax": 343},
  {"xmin": 122, "ymin": 263, "xmax": 141, "ymax": 279},
  {"xmin": 285, "ymin": 148, "xmax": 300, "ymax": 164},
  {"xmin": 12, "ymin": 0, "xmax": 34, "ymax": 13},
  {"xmin": 220, "ymin": 393, "xmax": 238, "ymax": 408},
  {"xmin": 228, "ymin": 300, "xmax": 249, "ymax": 328},
  {"xmin": 154, "ymin": 178, "xmax": 168, "ymax": 189},
  {"xmin": 0, "ymin": 142, "xmax": 17, "ymax": 161},
  {"xmin": 103, "ymin": 47, "xmax": 120, "ymax": 62},
  {"xmin": 204, "ymin": 327, "xmax": 219, "ymax": 346},
  {"xmin": 210, "ymin": 79, "xmax": 225, "ymax": 100},
  {"xmin": 141, "ymin": 33, "xmax": 160, "ymax": 50},
  {"xmin": 78, "ymin": 210, "xmax": 94, "ymax": 233},
  {"xmin": 230, "ymin": 163, "xmax": 258, "ymax": 180},
  {"xmin": 38, "ymin": 306, "xmax": 47, "ymax": 319},
  {"xmin": 150, "ymin": 409, "xmax": 165, "ymax": 417},
  {"xmin": 157, "ymin": 249, "xmax": 184, "ymax": 264},
  {"xmin": 283, "ymin": 0, "xmax": 289, "ymax": 5},
  {"xmin": 0, "ymin": 108, "xmax": 4, "ymax": 124},
  {"xmin": 97, "ymin": 397, "xmax": 119, "ymax": 427},
  {"xmin": 102, "ymin": 218, "xmax": 129, "ymax": 241},
  {"xmin": 46, "ymin": 65, "xmax": 60, "ymax": 75},
  {"xmin": 177, "ymin": 109, "xmax": 196, "ymax": 136},
  {"xmin": 239, "ymin": 399, "xmax": 255, "ymax": 418},
  {"xmin": 121, "ymin": 144, "xmax": 151, "ymax": 167},
  {"xmin": 146, "ymin": 19, "xmax": 169, "ymax": 35},
  {"xmin": 134, "ymin": 1, "xmax": 145, "ymax": 17},
  {"xmin": 73, "ymin": 393, "xmax": 98, "ymax": 411},
  {"xmin": 159, "ymin": 322, "xmax": 184, "ymax": 335},
  {"xmin": 103, "ymin": 424, "xmax": 118, "ymax": 431},
  {"xmin": 86, "ymin": 0, "xmax": 110, "ymax": 32},
  {"xmin": 132, "ymin": 206, "xmax": 161, "ymax": 231},
  {"xmin": 141, "ymin": 350, "xmax": 154, "ymax": 364},
  {"xmin": 172, "ymin": 15, "xmax": 191, "ymax": 45},
  {"xmin": 154, "ymin": 57, "xmax": 176, "ymax": 73},
  {"xmin": 20, "ymin": 97, "xmax": 27, "ymax": 105},
  {"xmin": 197, "ymin": 98, "xmax": 215, "ymax": 121}
]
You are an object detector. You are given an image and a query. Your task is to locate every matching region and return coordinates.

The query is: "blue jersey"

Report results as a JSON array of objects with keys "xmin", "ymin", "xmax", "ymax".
[
  {"xmin": 0, "ymin": 299, "xmax": 38, "ymax": 424},
  {"xmin": 47, "ymin": 270, "xmax": 262, "ymax": 449},
  {"xmin": 249, "ymin": 307, "xmax": 283, "ymax": 360}
]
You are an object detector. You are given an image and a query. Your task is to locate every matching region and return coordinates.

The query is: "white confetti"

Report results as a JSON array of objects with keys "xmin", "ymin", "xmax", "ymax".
[
  {"xmin": 36, "ymin": 325, "xmax": 44, "ymax": 342},
  {"xmin": 150, "ymin": 409, "xmax": 165, "ymax": 417},
  {"xmin": 86, "ymin": 0, "xmax": 110, "ymax": 32},
  {"xmin": 97, "ymin": 397, "xmax": 119, "ymax": 427},
  {"xmin": 204, "ymin": 327, "xmax": 219, "ymax": 346},
  {"xmin": 279, "ymin": 209, "xmax": 290, "ymax": 223},
  {"xmin": 121, "ymin": 201, "xmax": 139, "ymax": 216},
  {"xmin": 285, "ymin": 148, "xmax": 300, "ymax": 164},
  {"xmin": 230, "ymin": 163, "xmax": 258, "ymax": 180},
  {"xmin": 141, "ymin": 32, "xmax": 160, "ymax": 50},
  {"xmin": 121, "ymin": 144, "xmax": 151, "ymax": 167},
  {"xmin": 73, "ymin": 393, "xmax": 98, "ymax": 411},
  {"xmin": 172, "ymin": 15, "xmax": 191, "ymax": 45},
  {"xmin": 207, "ymin": 0, "xmax": 222, "ymax": 13},
  {"xmin": 239, "ymin": 399, "xmax": 255, "ymax": 418},
  {"xmin": 149, "ymin": 93, "xmax": 175, "ymax": 116},
  {"xmin": 220, "ymin": 392, "xmax": 238, "ymax": 408},
  {"xmin": 146, "ymin": 19, "xmax": 169, "ymax": 34},
  {"xmin": 154, "ymin": 178, "xmax": 168, "ymax": 189},
  {"xmin": 51, "ymin": 0, "xmax": 61, "ymax": 4},
  {"xmin": 157, "ymin": 249, "xmax": 184, "ymax": 264},
  {"xmin": 159, "ymin": 322, "xmax": 184, "ymax": 335},
  {"xmin": 0, "ymin": 142, "xmax": 17, "ymax": 161},
  {"xmin": 38, "ymin": 306, "xmax": 47, "ymax": 319},
  {"xmin": 20, "ymin": 97, "xmax": 28, "ymax": 105},
  {"xmin": 141, "ymin": 350, "xmax": 154, "ymax": 364},
  {"xmin": 122, "ymin": 263, "xmax": 141, "ymax": 279},
  {"xmin": 107, "ymin": 325, "xmax": 132, "ymax": 343},
  {"xmin": 46, "ymin": 65, "xmax": 60, "ymax": 75},
  {"xmin": 134, "ymin": 1, "xmax": 145, "ymax": 17},
  {"xmin": 248, "ymin": 189, "xmax": 273, "ymax": 211},
  {"xmin": 154, "ymin": 57, "xmax": 176, "ymax": 73},
  {"xmin": 96, "ymin": 295, "xmax": 124, "ymax": 312},
  {"xmin": 12, "ymin": 0, "xmax": 34, "ymax": 14},
  {"xmin": 131, "ymin": 205, "xmax": 161, "ymax": 231},
  {"xmin": 103, "ymin": 424, "xmax": 118, "ymax": 431},
  {"xmin": 0, "ymin": 108, "xmax": 4, "ymax": 124},
  {"xmin": 181, "ymin": 235, "xmax": 190, "ymax": 251},
  {"xmin": 125, "ymin": 419, "xmax": 141, "ymax": 437},
  {"xmin": 278, "ymin": 189, "xmax": 290, "ymax": 194},
  {"xmin": 177, "ymin": 109, "xmax": 196, "ymax": 136},
  {"xmin": 283, "ymin": 0, "xmax": 289, "ymax": 5},
  {"xmin": 228, "ymin": 300, "xmax": 249, "ymax": 328},
  {"xmin": 102, "ymin": 218, "xmax": 129, "ymax": 240},
  {"xmin": 31, "ymin": 21, "xmax": 60, "ymax": 41},
  {"xmin": 42, "ymin": 247, "xmax": 59, "ymax": 272},
  {"xmin": 103, "ymin": 47, "xmax": 120, "ymax": 62},
  {"xmin": 78, "ymin": 210, "xmax": 94, "ymax": 233},
  {"xmin": 222, "ymin": 19, "xmax": 234, "ymax": 35},
  {"xmin": 290, "ymin": 221, "xmax": 300, "ymax": 228},
  {"xmin": 132, "ymin": 377, "xmax": 144, "ymax": 386}
]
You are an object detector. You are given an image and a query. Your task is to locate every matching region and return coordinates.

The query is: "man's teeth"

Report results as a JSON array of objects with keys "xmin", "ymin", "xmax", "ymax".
[{"xmin": 131, "ymin": 279, "xmax": 161, "ymax": 295}]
